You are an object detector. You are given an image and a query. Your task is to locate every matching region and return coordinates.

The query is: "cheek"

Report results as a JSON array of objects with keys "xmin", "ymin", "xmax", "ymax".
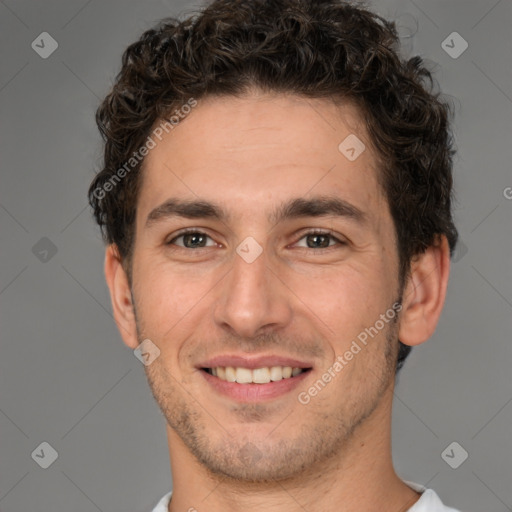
[
  {"xmin": 288, "ymin": 256, "xmax": 396, "ymax": 349},
  {"xmin": 133, "ymin": 257, "xmax": 212, "ymax": 342}
]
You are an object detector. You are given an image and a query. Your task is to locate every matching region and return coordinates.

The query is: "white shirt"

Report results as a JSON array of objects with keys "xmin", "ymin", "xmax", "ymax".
[{"xmin": 150, "ymin": 480, "xmax": 461, "ymax": 511}]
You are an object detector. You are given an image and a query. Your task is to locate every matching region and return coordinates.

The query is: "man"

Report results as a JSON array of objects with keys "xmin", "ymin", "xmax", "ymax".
[{"xmin": 88, "ymin": 0, "xmax": 462, "ymax": 510}]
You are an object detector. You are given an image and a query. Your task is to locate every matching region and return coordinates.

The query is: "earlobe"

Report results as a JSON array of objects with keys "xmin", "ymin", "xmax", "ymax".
[
  {"xmin": 104, "ymin": 245, "xmax": 140, "ymax": 349},
  {"xmin": 398, "ymin": 235, "xmax": 451, "ymax": 347}
]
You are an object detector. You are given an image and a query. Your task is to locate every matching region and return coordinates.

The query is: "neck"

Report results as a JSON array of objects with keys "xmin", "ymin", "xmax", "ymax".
[{"xmin": 166, "ymin": 384, "xmax": 421, "ymax": 512}]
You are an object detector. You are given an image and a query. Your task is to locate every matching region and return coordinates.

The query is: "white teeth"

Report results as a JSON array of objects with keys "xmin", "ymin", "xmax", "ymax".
[
  {"xmin": 235, "ymin": 367, "xmax": 253, "ymax": 384},
  {"xmin": 208, "ymin": 365, "xmax": 306, "ymax": 383},
  {"xmin": 225, "ymin": 366, "xmax": 236, "ymax": 382},
  {"xmin": 252, "ymin": 367, "xmax": 271, "ymax": 383},
  {"xmin": 269, "ymin": 366, "xmax": 283, "ymax": 381}
]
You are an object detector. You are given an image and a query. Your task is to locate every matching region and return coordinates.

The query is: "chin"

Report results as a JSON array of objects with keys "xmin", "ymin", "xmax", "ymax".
[{"xmin": 187, "ymin": 434, "xmax": 333, "ymax": 484}]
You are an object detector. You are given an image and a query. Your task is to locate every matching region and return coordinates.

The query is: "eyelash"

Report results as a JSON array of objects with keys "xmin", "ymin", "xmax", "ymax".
[{"xmin": 166, "ymin": 228, "xmax": 346, "ymax": 252}]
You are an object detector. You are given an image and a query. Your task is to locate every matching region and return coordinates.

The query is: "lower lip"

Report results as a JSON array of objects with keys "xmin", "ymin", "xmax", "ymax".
[{"xmin": 200, "ymin": 369, "xmax": 311, "ymax": 402}]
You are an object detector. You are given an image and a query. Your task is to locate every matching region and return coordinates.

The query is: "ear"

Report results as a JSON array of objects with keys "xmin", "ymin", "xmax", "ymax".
[
  {"xmin": 398, "ymin": 235, "xmax": 451, "ymax": 347},
  {"xmin": 104, "ymin": 244, "xmax": 139, "ymax": 349}
]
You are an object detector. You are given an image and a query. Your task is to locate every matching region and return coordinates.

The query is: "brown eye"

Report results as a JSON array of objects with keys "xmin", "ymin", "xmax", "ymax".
[
  {"xmin": 167, "ymin": 230, "xmax": 217, "ymax": 249},
  {"xmin": 294, "ymin": 230, "xmax": 346, "ymax": 250}
]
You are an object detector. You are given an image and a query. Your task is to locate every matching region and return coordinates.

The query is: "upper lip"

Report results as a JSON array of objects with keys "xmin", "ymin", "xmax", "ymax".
[{"xmin": 197, "ymin": 354, "xmax": 314, "ymax": 370}]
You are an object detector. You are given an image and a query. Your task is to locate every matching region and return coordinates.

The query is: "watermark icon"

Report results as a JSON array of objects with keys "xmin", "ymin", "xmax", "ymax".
[
  {"xmin": 298, "ymin": 302, "xmax": 402, "ymax": 405},
  {"xmin": 238, "ymin": 442, "xmax": 263, "ymax": 465},
  {"xmin": 441, "ymin": 441, "xmax": 468, "ymax": 469},
  {"xmin": 503, "ymin": 187, "xmax": 512, "ymax": 200},
  {"xmin": 92, "ymin": 97, "xmax": 197, "ymax": 200},
  {"xmin": 452, "ymin": 239, "xmax": 468, "ymax": 263},
  {"xmin": 441, "ymin": 32, "xmax": 468, "ymax": 59},
  {"xmin": 134, "ymin": 339, "xmax": 161, "ymax": 366},
  {"xmin": 31, "ymin": 32, "xmax": 58, "ymax": 59},
  {"xmin": 338, "ymin": 134, "xmax": 366, "ymax": 161},
  {"xmin": 236, "ymin": 236, "xmax": 263, "ymax": 263},
  {"xmin": 32, "ymin": 237, "xmax": 58, "ymax": 263},
  {"xmin": 31, "ymin": 441, "xmax": 59, "ymax": 469}
]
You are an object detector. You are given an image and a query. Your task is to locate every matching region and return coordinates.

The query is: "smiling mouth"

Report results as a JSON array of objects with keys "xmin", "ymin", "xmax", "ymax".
[{"xmin": 202, "ymin": 366, "xmax": 312, "ymax": 384}]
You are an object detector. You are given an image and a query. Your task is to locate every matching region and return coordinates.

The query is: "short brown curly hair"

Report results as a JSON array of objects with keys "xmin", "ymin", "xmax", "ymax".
[{"xmin": 88, "ymin": 0, "xmax": 459, "ymax": 371}]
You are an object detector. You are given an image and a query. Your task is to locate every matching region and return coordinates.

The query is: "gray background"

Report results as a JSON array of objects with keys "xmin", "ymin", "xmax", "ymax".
[{"xmin": 1, "ymin": 0, "xmax": 511, "ymax": 511}]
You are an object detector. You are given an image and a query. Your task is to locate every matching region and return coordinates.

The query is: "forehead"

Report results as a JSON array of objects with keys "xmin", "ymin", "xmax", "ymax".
[{"xmin": 137, "ymin": 92, "xmax": 388, "ymax": 227}]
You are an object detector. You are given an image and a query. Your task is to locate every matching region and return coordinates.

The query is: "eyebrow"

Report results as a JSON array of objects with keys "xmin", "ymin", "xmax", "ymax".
[{"xmin": 145, "ymin": 194, "xmax": 367, "ymax": 228}]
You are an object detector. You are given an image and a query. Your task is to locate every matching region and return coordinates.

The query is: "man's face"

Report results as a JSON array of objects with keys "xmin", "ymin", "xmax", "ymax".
[{"xmin": 129, "ymin": 92, "xmax": 402, "ymax": 481}]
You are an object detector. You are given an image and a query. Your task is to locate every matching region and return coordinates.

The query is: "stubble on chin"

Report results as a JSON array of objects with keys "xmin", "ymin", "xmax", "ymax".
[{"xmin": 139, "ymin": 317, "xmax": 399, "ymax": 484}]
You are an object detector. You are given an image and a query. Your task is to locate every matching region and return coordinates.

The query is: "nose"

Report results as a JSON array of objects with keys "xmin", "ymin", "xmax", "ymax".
[{"xmin": 213, "ymin": 242, "xmax": 293, "ymax": 339}]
